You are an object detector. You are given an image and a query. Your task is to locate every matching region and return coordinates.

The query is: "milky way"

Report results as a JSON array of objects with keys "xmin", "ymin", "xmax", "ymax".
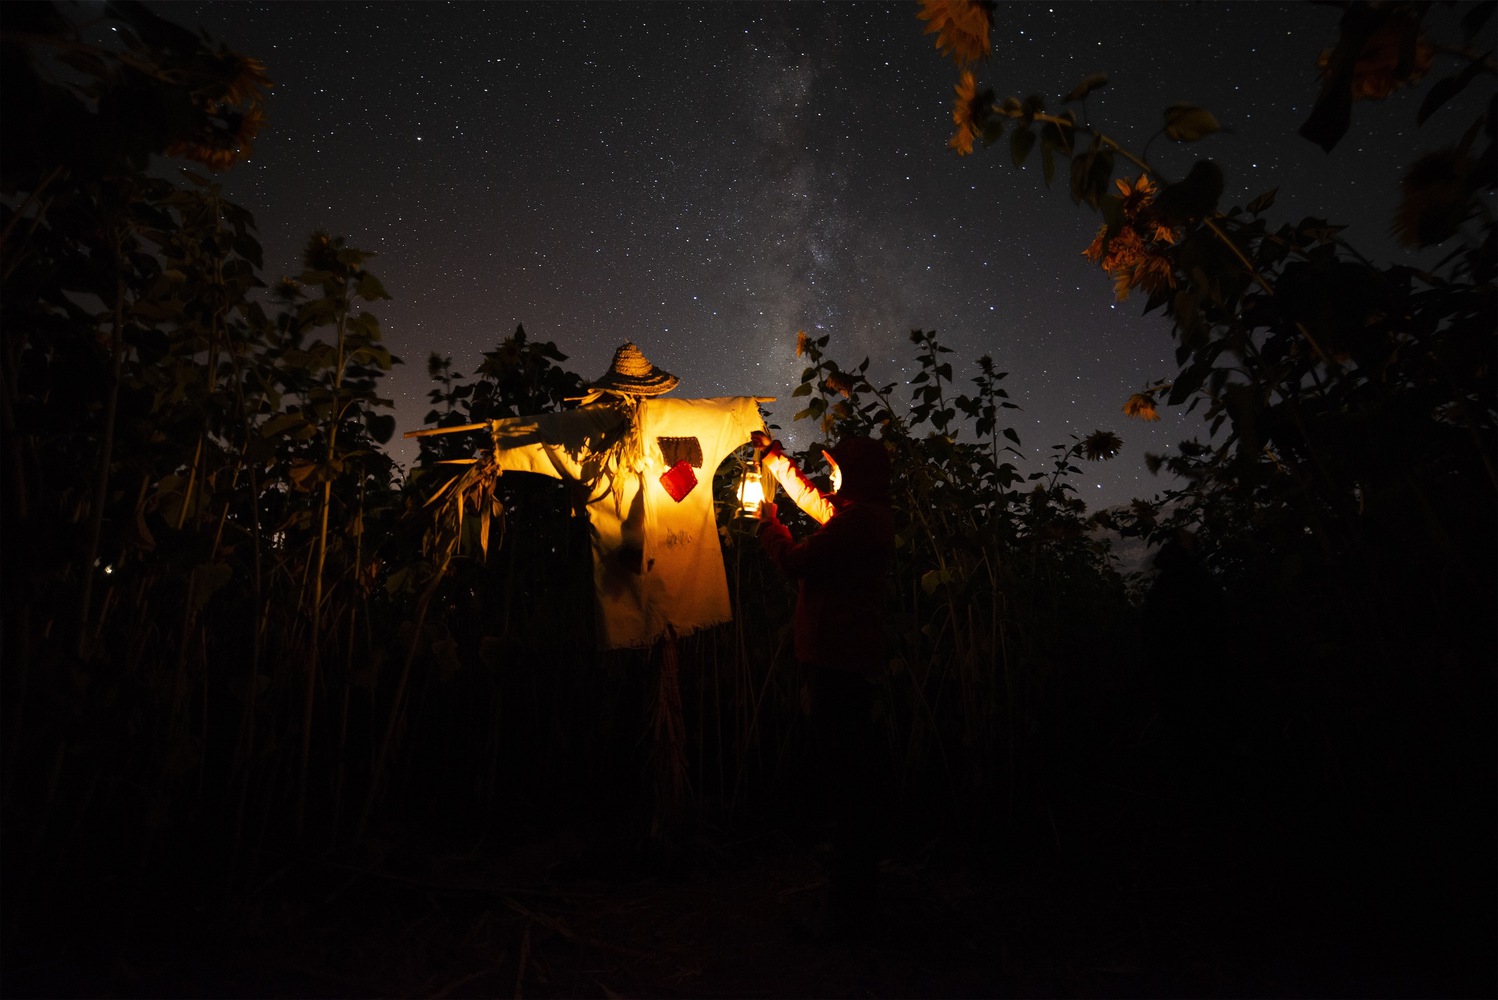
[{"xmin": 157, "ymin": 1, "xmax": 1461, "ymax": 509}]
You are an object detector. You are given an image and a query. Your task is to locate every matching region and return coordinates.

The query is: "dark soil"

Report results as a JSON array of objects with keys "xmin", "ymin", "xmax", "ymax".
[{"xmin": 5, "ymin": 795, "xmax": 1493, "ymax": 1000}]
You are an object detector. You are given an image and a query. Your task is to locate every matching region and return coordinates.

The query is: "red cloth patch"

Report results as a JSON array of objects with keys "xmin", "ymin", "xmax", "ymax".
[{"xmin": 658, "ymin": 460, "xmax": 697, "ymax": 502}]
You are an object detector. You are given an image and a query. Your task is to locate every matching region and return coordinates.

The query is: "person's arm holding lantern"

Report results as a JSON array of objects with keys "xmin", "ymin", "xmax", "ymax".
[{"xmin": 750, "ymin": 430, "xmax": 835, "ymax": 525}]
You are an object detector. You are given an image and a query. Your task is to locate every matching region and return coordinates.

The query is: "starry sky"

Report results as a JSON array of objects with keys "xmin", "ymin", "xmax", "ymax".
[{"xmin": 152, "ymin": 0, "xmax": 1451, "ymax": 510}]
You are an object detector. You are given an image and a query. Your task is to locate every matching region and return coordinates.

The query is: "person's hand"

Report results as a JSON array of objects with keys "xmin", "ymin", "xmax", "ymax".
[
  {"xmin": 756, "ymin": 498, "xmax": 778, "ymax": 523},
  {"xmin": 750, "ymin": 430, "xmax": 772, "ymax": 451}
]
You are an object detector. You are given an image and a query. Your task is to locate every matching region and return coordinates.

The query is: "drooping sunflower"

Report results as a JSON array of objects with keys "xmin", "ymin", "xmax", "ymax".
[
  {"xmin": 1391, "ymin": 147, "xmax": 1478, "ymax": 249},
  {"xmin": 796, "ymin": 330, "xmax": 811, "ymax": 357},
  {"xmin": 165, "ymin": 48, "xmax": 273, "ymax": 171},
  {"xmin": 219, "ymin": 52, "xmax": 273, "ymax": 107},
  {"xmin": 948, "ymin": 70, "xmax": 981, "ymax": 156},
  {"xmin": 273, "ymin": 276, "xmax": 302, "ymax": 302},
  {"xmin": 1122, "ymin": 392, "xmax": 1160, "ymax": 422},
  {"xmin": 825, "ymin": 371, "xmax": 856, "ymax": 398},
  {"xmin": 917, "ymin": 0, "xmax": 994, "ymax": 67},
  {"xmin": 1319, "ymin": 20, "xmax": 1435, "ymax": 100},
  {"xmin": 1081, "ymin": 430, "xmax": 1122, "ymax": 461},
  {"xmin": 1082, "ymin": 183, "xmax": 1179, "ymax": 301}
]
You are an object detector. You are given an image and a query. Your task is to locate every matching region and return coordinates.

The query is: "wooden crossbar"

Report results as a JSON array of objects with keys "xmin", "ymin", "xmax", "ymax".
[{"xmin": 401, "ymin": 397, "xmax": 776, "ymax": 439}]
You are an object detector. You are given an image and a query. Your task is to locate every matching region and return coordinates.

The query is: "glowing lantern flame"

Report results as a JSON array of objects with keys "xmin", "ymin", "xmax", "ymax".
[{"xmin": 736, "ymin": 467, "xmax": 766, "ymax": 514}]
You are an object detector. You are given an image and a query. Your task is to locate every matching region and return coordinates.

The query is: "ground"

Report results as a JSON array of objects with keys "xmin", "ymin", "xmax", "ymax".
[{"xmin": 6, "ymin": 801, "xmax": 1492, "ymax": 999}]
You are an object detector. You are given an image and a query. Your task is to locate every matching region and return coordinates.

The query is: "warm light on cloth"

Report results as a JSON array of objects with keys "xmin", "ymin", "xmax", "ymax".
[{"xmin": 485, "ymin": 395, "xmax": 766, "ymax": 649}]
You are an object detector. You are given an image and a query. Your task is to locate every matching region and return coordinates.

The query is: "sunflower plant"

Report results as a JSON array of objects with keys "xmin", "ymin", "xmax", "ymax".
[{"xmin": 914, "ymin": 0, "xmax": 1498, "ymax": 842}]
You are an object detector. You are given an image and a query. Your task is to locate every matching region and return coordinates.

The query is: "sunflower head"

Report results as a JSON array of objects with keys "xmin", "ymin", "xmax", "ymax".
[
  {"xmin": 948, "ymin": 70, "xmax": 984, "ymax": 156},
  {"xmin": 1129, "ymin": 498, "xmax": 1157, "ymax": 527},
  {"xmin": 303, "ymin": 231, "xmax": 342, "ymax": 272},
  {"xmin": 1319, "ymin": 20, "xmax": 1435, "ymax": 101},
  {"xmin": 1391, "ymin": 147, "xmax": 1477, "ymax": 248},
  {"xmin": 1123, "ymin": 392, "xmax": 1161, "ymax": 422},
  {"xmin": 164, "ymin": 48, "xmax": 273, "ymax": 171},
  {"xmin": 825, "ymin": 371, "xmax": 856, "ymax": 398},
  {"xmin": 1115, "ymin": 174, "xmax": 1158, "ymax": 219},
  {"xmin": 217, "ymin": 51, "xmax": 274, "ymax": 107},
  {"xmin": 917, "ymin": 0, "xmax": 995, "ymax": 67},
  {"xmin": 1081, "ymin": 430, "xmax": 1122, "ymax": 462}
]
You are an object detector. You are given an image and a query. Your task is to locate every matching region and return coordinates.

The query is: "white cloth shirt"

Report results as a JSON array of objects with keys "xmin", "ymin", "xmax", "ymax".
[{"xmin": 487, "ymin": 395, "xmax": 765, "ymax": 649}]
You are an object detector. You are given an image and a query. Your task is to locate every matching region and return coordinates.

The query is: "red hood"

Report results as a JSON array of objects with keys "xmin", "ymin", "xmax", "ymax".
[{"xmin": 829, "ymin": 436, "xmax": 891, "ymax": 503}]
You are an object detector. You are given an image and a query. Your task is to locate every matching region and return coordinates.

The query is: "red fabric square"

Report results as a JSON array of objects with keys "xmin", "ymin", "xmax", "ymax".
[{"xmin": 658, "ymin": 460, "xmax": 697, "ymax": 502}]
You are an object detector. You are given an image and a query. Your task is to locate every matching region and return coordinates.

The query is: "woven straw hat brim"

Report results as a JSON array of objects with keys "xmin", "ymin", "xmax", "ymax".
[{"xmin": 589, "ymin": 371, "xmax": 680, "ymax": 396}]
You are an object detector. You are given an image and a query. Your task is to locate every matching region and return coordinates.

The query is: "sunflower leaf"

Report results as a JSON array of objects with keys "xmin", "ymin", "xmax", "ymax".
[
  {"xmin": 1163, "ymin": 103, "xmax": 1221, "ymax": 142},
  {"xmin": 1062, "ymin": 73, "xmax": 1108, "ymax": 104},
  {"xmin": 1010, "ymin": 126, "xmax": 1036, "ymax": 168}
]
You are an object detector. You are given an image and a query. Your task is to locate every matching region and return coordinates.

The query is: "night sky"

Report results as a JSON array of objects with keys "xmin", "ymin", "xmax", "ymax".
[{"xmin": 154, "ymin": 1, "xmax": 1448, "ymax": 510}]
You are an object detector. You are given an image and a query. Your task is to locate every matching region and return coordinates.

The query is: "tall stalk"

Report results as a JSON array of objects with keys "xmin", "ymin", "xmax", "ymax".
[
  {"xmin": 77, "ymin": 222, "xmax": 128, "ymax": 660},
  {"xmin": 357, "ymin": 568, "xmax": 443, "ymax": 845},
  {"xmin": 297, "ymin": 280, "xmax": 350, "ymax": 838}
]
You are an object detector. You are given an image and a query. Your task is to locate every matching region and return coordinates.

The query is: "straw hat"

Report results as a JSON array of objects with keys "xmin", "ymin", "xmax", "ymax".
[{"xmin": 589, "ymin": 342, "xmax": 679, "ymax": 396}]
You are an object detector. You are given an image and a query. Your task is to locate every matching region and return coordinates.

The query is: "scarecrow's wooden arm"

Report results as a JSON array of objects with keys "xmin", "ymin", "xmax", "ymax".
[
  {"xmin": 403, "ymin": 422, "xmax": 488, "ymax": 438},
  {"xmin": 405, "ymin": 406, "xmax": 629, "ymax": 482}
]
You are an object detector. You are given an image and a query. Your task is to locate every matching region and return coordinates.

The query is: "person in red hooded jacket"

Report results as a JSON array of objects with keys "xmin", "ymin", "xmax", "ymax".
[{"xmin": 752, "ymin": 430, "xmax": 895, "ymax": 938}]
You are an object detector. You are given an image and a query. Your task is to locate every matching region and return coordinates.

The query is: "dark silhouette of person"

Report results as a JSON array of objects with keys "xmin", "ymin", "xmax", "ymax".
[{"xmin": 753, "ymin": 431, "xmax": 896, "ymax": 938}]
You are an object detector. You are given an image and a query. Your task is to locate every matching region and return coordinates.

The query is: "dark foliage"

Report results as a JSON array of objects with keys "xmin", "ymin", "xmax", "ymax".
[{"xmin": 1, "ymin": 1, "xmax": 1492, "ymax": 995}]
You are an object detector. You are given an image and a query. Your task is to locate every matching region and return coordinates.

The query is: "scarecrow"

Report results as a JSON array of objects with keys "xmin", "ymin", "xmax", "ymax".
[
  {"xmin": 407, "ymin": 343, "xmax": 769, "ymax": 843},
  {"xmin": 459, "ymin": 342, "xmax": 770, "ymax": 650}
]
